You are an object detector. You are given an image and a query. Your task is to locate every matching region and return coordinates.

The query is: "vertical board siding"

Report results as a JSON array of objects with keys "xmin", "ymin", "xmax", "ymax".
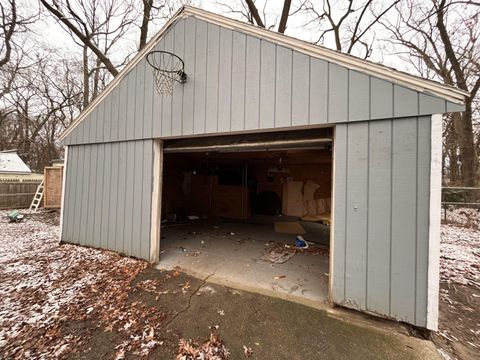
[
  {"xmin": 161, "ymin": 31, "xmax": 174, "ymax": 137},
  {"xmin": 370, "ymin": 78, "xmax": 393, "ymax": 120},
  {"xmin": 344, "ymin": 122, "xmax": 369, "ymax": 309},
  {"xmin": 134, "ymin": 60, "xmax": 146, "ymax": 139},
  {"xmin": 259, "ymin": 40, "xmax": 276, "ymax": 129},
  {"xmin": 61, "ymin": 140, "xmax": 153, "ymax": 261},
  {"xmin": 205, "ymin": 23, "xmax": 220, "ymax": 133},
  {"xmin": 275, "ymin": 46, "xmax": 292, "ymax": 128},
  {"xmin": 245, "ymin": 36, "xmax": 261, "ymax": 130},
  {"xmin": 193, "ymin": 19, "xmax": 207, "ymax": 134},
  {"xmin": 64, "ymin": 16, "xmax": 454, "ymax": 146},
  {"xmin": 181, "ymin": 17, "xmax": 196, "ymax": 135},
  {"xmin": 415, "ymin": 116, "xmax": 431, "ymax": 325},
  {"xmin": 291, "ymin": 51, "xmax": 309, "ymax": 126},
  {"xmin": 366, "ymin": 120, "xmax": 392, "ymax": 315},
  {"xmin": 309, "ymin": 58, "xmax": 328, "ymax": 125},
  {"xmin": 231, "ymin": 31, "xmax": 246, "ymax": 131},
  {"xmin": 328, "ymin": 63, "xmax": 348, "ymax": 123},
  {"xmin": 217, "ymin": 27, "xmax": 233, "ymax": 133},
  {"xmin": 333, "ymin": 116, "xmax": 433, "ymax": 327},
  {"xmin": 118, "ymin": 74, "xmax": 129, "ymax": 141},
  {"xmin": 172, "ymin": 19, "xmax": 185, "ymax": 136},
  {"xmin": 348, "ymin": 71, "xmax": 370, "ymax": 122}
]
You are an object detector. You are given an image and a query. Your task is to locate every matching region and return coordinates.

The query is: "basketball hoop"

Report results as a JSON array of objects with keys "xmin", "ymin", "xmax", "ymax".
[{"xmin": 146, "ymin": 50, "xmax": 187, "ymax": 96}]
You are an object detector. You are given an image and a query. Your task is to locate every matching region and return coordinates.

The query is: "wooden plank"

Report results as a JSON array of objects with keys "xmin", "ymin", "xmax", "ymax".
[
  {"xmin": 103, "ymin": 91, "xmax": 112, "ymax": 143},
  {"xmin": 94, "ymin": 144, "xmax": 105, "ymax": 248},
  {"xmin": 217, "ymin": 27, "xmax": 233, "ymax": 133},
  {"xmin": 309, "ymin": 58, "xmax": 328, "ymax": 124},
  {"xmin": 100, "ymin": 143, "xmax": 112, "ymax": 250},
  {"xmin": 345, "ymin": 122, "xmax": 369, "ymax": 309},
  {"xmin": 79, "ymin": 146, "xmax": 91, "ymax": 246},
  {"xmin": 245, "ymin": 35, "xmax": 261, "ymax": 130},
  {"xmin": 348, "ymin": 70, "xmax": 370, "ymax": 122},
  {"xmin": 152, "ymin": 39, "xmax": 164, "ymax": 137},
  {"xmin": 63, "ymin": 147, "xmax": 75, "ymax": 241},
  {"xmin": 116, "ymin": 141, "xmax": 128, "ymax": 252},
  {"xmin": 231, "ymin": 31, "xmax": 246, "ymax": 131},
  {"xmin": 108, "ymin": 142, "xmax": 120, "ymax": 251},
  {"xmin": 275, "ymin": 46, "xmax": 292, "ymax": 128},
  {"xmin": 259, "ymin": 40, "xmax": 275, "ymax": 129},
  {"xmin": 44, "ymin": 167, "xmax": 63, "ymax": 208},
  {"xmin": 88, "ymin": 107, "xmax": 97, "ymax": 143},
  {"xmin": 328, "ymin": 63, "xmax": 348, "ymax": 122},
  {"xmin": 415, "ymin": 116, "xmax": 431, "ymax": 326},
  {"xmin": 370, "ymin": 77, "xmax": 393, "ymax": 120},
  {"xmin": 141, "ymin": 140, "xmax": 154, "ymax": 260},
  {"xmin": 193, "ymin": 19, "xmax": 207, "ymax": 134},
  {"xmin": 172, "ymin": 19, "xmax": 185, "ymax": 136},
  {"xmin": 123, "ymin": 141, "xmax": 136, "ymax": 255},
  {"xmin": 161, "ymin": 30, "xmax": 174, "ymax": 137},
  {"xmin": 118, "ymin": 74, "xmax": 129, "ymax": 141},
  {"xmin": 332, "ymin": 124, "xmax": 347, "ymax": 303},
  {"xmin": 205, "ymin": 23, "xmax": 220, "ymax": 133},
  {"xmin": 366, "ymin": 119, "xmax": 392, "ymax": 315},
  {"xmin": 87, "ymin": 145, "xmax": 98, "ymax": 247},
  {"xmin": 134, "ymin": 59, "xmax": 146, "ymax": 139},
  {"xmin": 131, "ymin": 141, "xmax": 143, "ymax": 258},
  {"xmin": 390, "ymin": 116, "xmax": 417, "ymax": 323},
  {"xmin": 291, "ymin": 51, "xmax": 309, "ymax": 126},
  {"xmin": 394, "ymin": 85, "xmax": 418, "ymax": 118},
  {"xmin": 110, "ymin": 86, "xmax": 120, "ymax": 142},
  {"xmin": 182, "ymin": 17, "xmax": 196, "ymax": 135},
  {"xmin": 150, "ymin": 140, "xmax": 162, "ymax": 263},
  {"xmin": 126, "ymin": 71, "xmax": 137, "ymax": 140},
  {"xmin": 72, "ymin": 147, "xmax": 83, "ymax": 244},
  {"xmin": 143, "ymin": 58, "xmax": 154, "ymax": 138},
  {"xmin": 419, "ymin": 94, "xmax": 445, "ymax": 115}
]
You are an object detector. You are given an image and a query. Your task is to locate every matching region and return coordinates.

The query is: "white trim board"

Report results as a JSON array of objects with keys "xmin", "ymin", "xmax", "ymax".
[
  {"xmin": 149, "ymin": 139, "xmax": 163, "ymax": 263},
  {"xmin": 426, "ymin": 114, "xmax": 442, "ymax": 330},
  {"xmin": 59, "ymin": 146, "xmax": 68, "ymax": 241},
  {"xmin": 59, "ymin": 6, "xmax": 466, "ymax": 142}
]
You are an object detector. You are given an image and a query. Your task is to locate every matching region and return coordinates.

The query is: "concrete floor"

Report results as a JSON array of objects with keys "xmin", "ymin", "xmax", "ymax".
[{"xmin": 156, "ymin": 216, "xmax": 331, "ymax": 307}]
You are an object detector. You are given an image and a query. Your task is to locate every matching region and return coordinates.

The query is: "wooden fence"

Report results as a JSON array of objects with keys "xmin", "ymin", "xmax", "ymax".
[{"xmin": 0, "ymin": 181, "xmax": 41, "ymax": 209}]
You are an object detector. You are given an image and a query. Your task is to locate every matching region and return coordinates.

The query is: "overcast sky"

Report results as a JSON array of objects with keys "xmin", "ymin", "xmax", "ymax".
[{"xmin": 30, "ymin": 0, "xmax": 406, "ymax": 74}]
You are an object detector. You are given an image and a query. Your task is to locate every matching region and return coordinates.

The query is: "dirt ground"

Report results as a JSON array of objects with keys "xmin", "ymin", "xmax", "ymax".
[{"xmin": 0, "ymin": 208, "xmax": 478, "ymax": 359}]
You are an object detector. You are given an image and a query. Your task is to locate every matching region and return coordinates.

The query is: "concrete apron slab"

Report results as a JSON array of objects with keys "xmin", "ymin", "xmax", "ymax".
[{"xmin": 155, "ymin": 219, "xmax": 330, "ymax": 310}]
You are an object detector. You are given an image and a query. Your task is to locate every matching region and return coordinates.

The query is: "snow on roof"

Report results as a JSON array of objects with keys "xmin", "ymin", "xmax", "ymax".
[{"xmin": 0, "ymin": 152, "xmax": 32, "ymax": 173}]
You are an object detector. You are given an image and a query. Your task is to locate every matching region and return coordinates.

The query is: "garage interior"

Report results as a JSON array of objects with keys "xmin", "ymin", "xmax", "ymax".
[{"xmin": 156, "ymin": 128, "xmax": 334, "ymax": 305}]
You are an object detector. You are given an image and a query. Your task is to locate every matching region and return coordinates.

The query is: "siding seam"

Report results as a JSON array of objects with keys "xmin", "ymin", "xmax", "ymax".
[{"xmin": 343, "ymin": 124, "xmax": 349, "ymax": 302}]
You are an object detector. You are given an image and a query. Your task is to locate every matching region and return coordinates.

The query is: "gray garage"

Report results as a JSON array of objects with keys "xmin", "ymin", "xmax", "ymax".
[{"xmin": 59, "ymin": 6, "xmax": 466, "ymax": 330}]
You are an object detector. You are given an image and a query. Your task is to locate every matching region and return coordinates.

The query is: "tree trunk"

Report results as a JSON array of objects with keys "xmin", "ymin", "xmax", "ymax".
[
  {"xmin": 452, "ymin": 101, "xmax": 477, "ymax": 186},
  {"xmin": 82, "ymin": 44, "xmax": 89, "ymax": 108}
]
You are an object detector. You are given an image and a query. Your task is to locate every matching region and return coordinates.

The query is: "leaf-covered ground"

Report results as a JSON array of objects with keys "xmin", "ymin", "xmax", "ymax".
[{"xmin": 0, "ymin": 208, "xmax": 478, "ymax": 359}]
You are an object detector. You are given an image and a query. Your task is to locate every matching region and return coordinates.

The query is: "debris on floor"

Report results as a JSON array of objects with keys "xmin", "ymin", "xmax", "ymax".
[
  {"xmin": 274, "ymin": 221, "xmax": 306, "ymax": 234},
  {"xmin": 260, "ymin": 246, "xmax": 296, "ymax": 264},
  {"xmin": 243, "ymin": 344, "xmax": 253, "ymax": 358},
  {"xmin": 176, "ymin": 326, "xmax": 230, "ymax": 360},
  {"xmin": 295, "ymin": 235, "xmax": 309, "ymax": 249}
]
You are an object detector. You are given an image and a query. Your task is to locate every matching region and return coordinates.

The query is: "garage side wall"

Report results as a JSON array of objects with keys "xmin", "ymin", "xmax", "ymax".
[
  {"xmin": 333, "ymin": 116, "xmax": 432, "ymax": 328},
  {"xmin": 61, "ymin": 139, "xmax": 154, "ymax": 261}
]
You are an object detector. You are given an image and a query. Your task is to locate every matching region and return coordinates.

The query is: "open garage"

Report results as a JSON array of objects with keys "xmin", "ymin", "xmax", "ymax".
[{"xmin": 59, "ymin": 6, "xmax": 466, "ymax": 330}]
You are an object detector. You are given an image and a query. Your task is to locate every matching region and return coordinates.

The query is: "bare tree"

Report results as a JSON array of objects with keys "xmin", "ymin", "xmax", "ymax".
[
  {"xmin": 384, "ymin": 0, "xmax": 479, "ymax": 186},
  {"xmin": 296, "ymin": 0, "xmax": 399, "ymax": 58},
  {"xmin": 216, "ymin": 0, "xmax": 295, "ymax": 33}
]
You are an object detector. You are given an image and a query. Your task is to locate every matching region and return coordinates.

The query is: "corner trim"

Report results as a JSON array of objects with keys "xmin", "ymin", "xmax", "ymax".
[
  {"xmin": 59, "ymin": 146, "xmax": 69, "ymax": 241},
  {"xmin": 426, "ymin": 114, "xmax": 442, "ymax": 330}
]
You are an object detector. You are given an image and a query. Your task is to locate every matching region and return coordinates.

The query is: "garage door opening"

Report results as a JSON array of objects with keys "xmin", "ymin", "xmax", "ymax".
[{"xmin": 156, "ymin": 129, "xmax": 334, "ymax": 305}]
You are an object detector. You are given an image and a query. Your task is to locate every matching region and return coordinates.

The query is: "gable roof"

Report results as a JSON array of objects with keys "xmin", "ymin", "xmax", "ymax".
[
  {"xmin": 59, "ymin": 5, "xmax": 467, "ymax": 141},
  {"xmin": 0, "ymin": 152, "xmax": 32, "ymax": 173}
]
